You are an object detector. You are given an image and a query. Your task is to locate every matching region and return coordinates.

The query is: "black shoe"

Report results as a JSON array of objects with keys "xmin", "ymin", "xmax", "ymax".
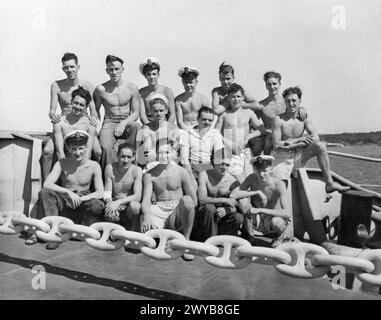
[{"xmin": 46, "ymin": 242, "xmax": 59, "ymax": 250}]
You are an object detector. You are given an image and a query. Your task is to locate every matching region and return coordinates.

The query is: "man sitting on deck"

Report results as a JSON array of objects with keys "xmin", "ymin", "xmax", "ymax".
[
  {"xmin": 27, "ymin": 131, "xmax": 105, "ymax": 249},
  {"xmin": 230, "ymin": 155, "xmax": 291, "ymax": 247},
  {"xmin": 271, "ymin": 86, "xmax": 350, "ymax": 193},
  {"xmin": 103, "ymin": 144, "xmax": 142, "ymax": 231},
  {"xmin": 140, "ymin": 139, "xmax": 197, "ymax": 260},
  {"xmin": 191, "ymin": 157, "xmax": 244, "ymax": 241}
]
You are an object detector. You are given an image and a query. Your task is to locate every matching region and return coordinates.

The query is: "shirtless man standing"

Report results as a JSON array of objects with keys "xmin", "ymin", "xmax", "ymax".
[
  {"xmin": 271, "ymin": 87, "xmax": 350, "ymax": 193},
  {"xmin": 215, "ymin": 84, "xmax": 267, "ymax": 182},
  {"xmin": 192, "ymin": 157, "xmax": 243, "ymax": 241},
  {"xmin": 94, "ymin": 55, "xmax": 141, "ymax": 168},
  {"xmin": 29, "ymin": 131, "xmax": 104, "ymax": 249},
  {"xmin": 43, "ymin": 52, "xmax": 99, "ymax": 179},
  {"xmin": 103, "ymin": 144, "xmax": 142, "ymax": 231},
  {"xmin": 53, "ymin": 87, "xmax": 98, "ymax": 161},
  {"xmin": 175, "ymin": 67, "xmax": 209, "ymax": 131},
  {"xmin": 138, "ymin": 57, "xmax": 176, "ymax": 124},
  {"xmin": 141, "ymin": 139, "xmax": 197, "ymax": 250},
  {"xmin": 230, "ymin": 155, "xmax": 291, "ymax": 247},
  {"xmin": 211, "ymin": 62, "xmax": 262, "ymax": 116},
  {"xmin": 137, "ymin": 94, "xmax": 179, "ymax": 170}
]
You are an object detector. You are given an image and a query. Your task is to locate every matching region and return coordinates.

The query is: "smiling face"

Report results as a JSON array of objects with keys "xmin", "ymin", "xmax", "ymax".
[
  {"xmin": 229, "ymin": 90, "xmax": 244, "ymax": 109},
  {"xmin": 62, "ymin": 59, "xmax": 79, "ymax": 80},
  {"xmin": 284, "ymin": 93, "xmax": 301, "ymax": 113},
  {"xmin": 265, "ymin": 77, "xmax": 281, "ymax": 96},
  {"xmin": 253, "ymin": 166, "xmax": 271, "ymax": 181},
  {"xmin": 182, "ymin": 77, "xmax": 198, "ymax": 93},
  {"xmin": 118, "ymin": 147, "xmax": 135, "ymax": 169},
  {"xmin": 144, "ymin": 69, "xmax": 159, "ymax": 86},
  {"xmin": 71, "ymin": 95, "xmax": 87, "ymax": 116},
  {"xmin": 106, "ymin": 61, "xmax": 124, "ymax": 82}
]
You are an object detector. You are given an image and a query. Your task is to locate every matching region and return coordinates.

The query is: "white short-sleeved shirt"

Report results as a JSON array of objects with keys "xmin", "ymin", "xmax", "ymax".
[{"xmin": 179, "ymin": 127, "xmax": 224, "ymax": 164}]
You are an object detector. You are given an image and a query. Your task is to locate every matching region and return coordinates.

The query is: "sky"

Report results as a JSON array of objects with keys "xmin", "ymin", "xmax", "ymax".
[{"xmin": 0, "ymin": 0, "xmax": 380, "ymax": 134}]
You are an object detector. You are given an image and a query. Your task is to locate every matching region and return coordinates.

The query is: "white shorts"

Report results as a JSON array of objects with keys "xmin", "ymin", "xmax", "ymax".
[
  {"xmin": 150, "ymin": 200, "xmax": 180, "ymax": 229},
  {"xmin": 271, "ymin": 149, "xmax": 303, "ymax": 180},
  {"xmin": 228, "ymin": 148, "xmax": 253, "ymax": 176}
]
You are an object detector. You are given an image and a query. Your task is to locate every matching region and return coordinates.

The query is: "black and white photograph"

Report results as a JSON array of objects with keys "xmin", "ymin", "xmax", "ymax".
[{"xmin": 0, "ymin": 0, "xmax": 380, "ymax": 304}]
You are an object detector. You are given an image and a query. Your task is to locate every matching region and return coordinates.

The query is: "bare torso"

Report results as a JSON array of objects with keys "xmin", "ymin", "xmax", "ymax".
[
  {"xmin": 221, "ymin": 108, "xmax": 254, "ymax": 147},
  {"xmin": 206, "ymin": 170, "xmax": 237, "ymax": 197},
  {"xmin": 97, "ymin": 81, "xmax": 136, "ymax": 119},
  {"xmin": 111, "ymin": 163, "xmax": 137, "ymax": 199},
  {"xmin": 149, "ymin": 164, "xmax": 185, "ymax": 202},
  {"xmin": 55, "ymin": 79, "xmax": 93, "ymax": 115},
  {"xmin": 175, "ymin": 91, "xmax": 209, "ymax": 127},
  {"xmin": 60, "ymin": 115, "xmax": 91, "ymax": 137},
  {"xmin": 246, "ymin": 175, "xmax": 280, "ymax": 209},
  {"xmin": 279, "ymin": 114, "xmax": 306, "ymax": 140},
  {"xmin": 59, "ymin": 159, "xmax": 96, "ymax": 193},
  {"xmin": 259, "ymin": 97, "xmax": 286, "ymax": 129}
]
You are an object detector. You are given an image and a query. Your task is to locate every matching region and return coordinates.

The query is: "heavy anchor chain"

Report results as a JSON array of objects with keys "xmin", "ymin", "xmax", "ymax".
[
  {"xmin": 85, "ymin": 222, "xmax": 126, "ymax": 251},
  {"xmin": 353, "ymin": 249, "xmax": 381, "ymax": 287},
  {"xmin": 35, "ymin": 216, "xmax": 74, "ymax": 243}
]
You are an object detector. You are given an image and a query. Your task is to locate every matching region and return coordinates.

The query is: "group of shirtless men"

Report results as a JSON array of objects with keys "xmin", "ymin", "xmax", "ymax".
[{"xmin": 27, "ymin": 52, "xmax": 349, "ymax": 255}]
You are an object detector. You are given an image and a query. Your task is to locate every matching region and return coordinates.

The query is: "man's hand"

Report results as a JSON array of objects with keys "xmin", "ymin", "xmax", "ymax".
[
  {"xmin": 114, "ymin": 123, "xmax": 126, "ymax": 137},
  {"xmin": 297, "ymin": 107, "xmax": 307, "ymax": 121},
  {"xmin": 300, "ymin": 135, "xmax": 314, "ymax": 145},
  {"xmin": 232, "ymin": 144, "xmax": 244, "ymax": 155},
  {"xmin": 50, "ymin": 113, "xmax": 61, "ymax": 124},
  {"xmin": 67, "ymin": 191, "xmax": 82, "ymax": 209},
  {"xmin": 253, "ymin": 190, "xmax": 267, "ymax": 207},
  {"xmin": 216, "ymin": 207, "xmax": 227, "ymax": 220},
  {"xmin": 89, "ymin": 116, "xmax": 98, "ymax": 127},
  {"xmin": 141, "ymin": 215, "xmax": 156, "ymax": 233},
  {"xmin": 104, "ymin": 201, "xmax": 121, "ymax": 222},
  {"xmin": 223, "ymin": 198, "xmax": 237, "ymax": 208}
]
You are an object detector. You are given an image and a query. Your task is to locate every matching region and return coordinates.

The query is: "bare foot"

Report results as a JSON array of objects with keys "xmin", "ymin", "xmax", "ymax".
[
  {"xmin": 25, "ymin": 234, "xmax": 38, "ymax": 245},
  {"xmin": 325, "ymin": 182, "xmax": 350, "ymax": 194}
]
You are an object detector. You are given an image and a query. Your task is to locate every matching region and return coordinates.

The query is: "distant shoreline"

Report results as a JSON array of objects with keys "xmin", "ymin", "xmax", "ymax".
[{"xmin": 321, "ymin": 131, "xmax": 381, "ymax": 146}]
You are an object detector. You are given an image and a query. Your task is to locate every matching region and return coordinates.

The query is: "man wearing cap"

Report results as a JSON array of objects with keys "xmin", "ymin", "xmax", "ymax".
[
  {"xmin": 136, "ymin": 93, "xmax": 179, "ymax": 170},
  {"xmin": 94, "ymin": 55, "xmax": 141, "ymax": 169},
  {"xmin": 52, "ymin": 86, "xmax": 101, "ymax": 163},
  {"xmin": 179, "ymin": 107, "xmax": 224, "ymax": 187},
  {"xmin": 175, "ymin": 67, "xmax": 210, "ymax": 131},
  {"xmin": 138, "ymin": 57, "xmax": 176, "ymax": 125},
  {"xmin": 27, "ymin": 130, "xmax": 105, "ymax": 248},
  {"xmin": 230, "ymin": 155, "xmax": 291, "ymax": 247},
  {"xmin": 215, "ymin": 83, "xmax": 267, "ymax": 182},
  {"xmin": 43, "ymin": 52, "xmax": 99, "ymax": 180},
  {"xmin": 271, "ymin": 87, "xmax": 350, "ymax": 193},
  {"xmin": 192, "ymin": 157, "xmax": 244, "ymax": 241}
]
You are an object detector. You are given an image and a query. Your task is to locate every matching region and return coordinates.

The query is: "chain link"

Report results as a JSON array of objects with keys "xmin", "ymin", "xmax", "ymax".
[{"xmin": 0, "ymin": 213, "xmax": 381, "ymax": 289}]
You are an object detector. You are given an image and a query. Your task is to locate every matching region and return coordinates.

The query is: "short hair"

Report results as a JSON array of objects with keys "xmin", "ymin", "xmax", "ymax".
[
  {"xmin": 263, "ymin": 71, "xmax": 282, "ymax": 82},
  {"xmin": 282, "ymin": 86, "xmax": 302, "ymax": 99},
  {"xmin": 106, "ymin": 55, "xmax": 124, "ymax": 65},
  {"xmin": 228, "ymin": 83, "xmax": 244, "ymax": 96},
  {"xmin": 71, "ymin": 86, "xmax": 92, "ymax": 105},
  {"xmin": 61, "ymin": 52, "xmax": 78, "ymax": 65},
  {"xmin": 155, "ymin": 138, "xmax": 177, "ymax": 154},
  {"xmin": 197, "ymin": 106, "xmax": 214, "ymax": 118},
  {"xmin": 117, "ymin": 143, "xmax": 135, "ymax": 156},
  {"xmin": 143, "ymin": 63, "xmax": 160, "ymax": 75},
  {"xmin": 150, "ymin": 98, "xmax": 167, "ymax": 108},
  {"xmin": 219, "ymin": 62, "xmax": 234, "ymax": 75}
]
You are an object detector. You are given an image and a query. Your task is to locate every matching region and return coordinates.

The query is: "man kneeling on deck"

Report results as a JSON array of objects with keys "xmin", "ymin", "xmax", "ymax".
[
  {"xmin": 271, "ymin": 87, "xmax": 350, "ymax": 193},
  {"xmin": 191, "ymin": 157, "xmax": 244, "ymax": 241},
  {"xmin": 230, "ymin": 155, "xmax": 291, "ymax": 247},
  {"xmin": 141, "ymin": 138, "xmax": 197, "ymax": 260},
  {"xmin": 27, "ymin": 130, "xmax": 105, "ymax": 249},
  {"xmin": 103, "ymin": 144, "xmax": 142, "ymax": 231}
]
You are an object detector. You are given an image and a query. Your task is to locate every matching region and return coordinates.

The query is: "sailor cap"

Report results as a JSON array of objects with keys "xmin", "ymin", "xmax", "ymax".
[
  {"xmin": 63, "ymin": 130, "xmax": 89, "ymax": 145},
  {"xmin": 178, "ymin": 66, "xmax": 200, "ymax": 79},
  {"xmin": 147, "ymin": 93, "xmax": 169, "ymax": 106},
  {"xmin": 139, "ymin": 57, "xmax": 161, "ymax": 75},
  {"xmin": 250, "ymin": 155, "xmax": 275, "ymax": 168}
]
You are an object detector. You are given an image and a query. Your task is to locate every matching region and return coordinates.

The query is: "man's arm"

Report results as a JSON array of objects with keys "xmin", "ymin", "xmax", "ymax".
[
  {"xmin": 304, "ymin": 118, "xmax": 319, "ymax": 141},
  {"xmin": 198, "ymin": 171, "xmax": 231, "ymax": 206},
  {"xmin": 93, "ymin": 86, "xmax": 103, "ymax": 121},
  {"xmin": 120, "ymin": 86, "xmax": 140, "ymax": 127},
  {"xmin": 211, "ymin": 89, "xmax": 227, "ymax": 116},
  {"xmin": 241, "ymin": 92, "xmax": 263, "ymax": 112},
  {"xmin": 181, "ymin": 168, "xmax": 198, "ymax": 205},
  {"xmin": 80, "ymin": 162, "xmax": 104, "ymax": 201},
  {"xmin": 175, "ymin": 98, "xmax": 188, "ymax": 130},
  {"xmin": 86, "ymin": 125, "xmax": 95, "ymax": 159},
  {"xmin": 53, "ymin": 122, "xmax": 65, "ymax": 160},
  {"xmin": 247, "ymin": 111, "xmax": 267, "ymax": 139},
  {"xmin": 251, "ymin": 180, "xmax": 290, "ymax": 220},
  {"xmin": 141, "ymin": 173, "xmax": 155, "ymax": 232},
  {"xmin": 85, "ymin": 82, "xmax": 98, "ymax": 120},
  {"xmin": 49, "ymin": 82, "xmax": 61, "ymax": 123},
  {"xmin": 229, "ymin": 177, "xmax": 267, "ymax": 204},
  {"xmin": 114, "ymin": 167, "xmax": 143, "ymax": 206},
  {"xmin": 179, "ymin": 144, "xmax": 195, "ymax": 184},
  {"xmin": 103, "ymin": 164, "xmax": 113, "ymax": 202},
  {"xmin": 165, "ymin": 87, "xmax": 176, "ymax": 124},
  {"xmin": 139, "ymin": 96, "xmax": 149, "ymax": 125}
]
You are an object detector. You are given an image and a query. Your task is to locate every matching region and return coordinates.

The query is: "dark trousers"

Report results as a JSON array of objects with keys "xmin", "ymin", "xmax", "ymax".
[
  {"xmin": 99, "ymin": 121, "xmax": 141, "ymax": 169},
  {"xmin": 37, "ymin": 188, "xmax": 104, "ymax": 225},
  {"xmin": 191, "ymin": 204, "xmax": 244, "ymax": 241}
]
